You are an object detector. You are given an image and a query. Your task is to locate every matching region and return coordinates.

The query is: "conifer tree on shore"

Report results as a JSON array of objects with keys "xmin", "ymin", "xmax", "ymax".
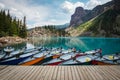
[{"xmin": 0, "ymin": 9, "xmax": 27, "ymax": 38}]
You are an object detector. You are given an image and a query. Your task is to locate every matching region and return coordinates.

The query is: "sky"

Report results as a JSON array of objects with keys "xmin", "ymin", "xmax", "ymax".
[{"xmin": 0, "ymin": 0, "xmax": 111, "ymax": 29}]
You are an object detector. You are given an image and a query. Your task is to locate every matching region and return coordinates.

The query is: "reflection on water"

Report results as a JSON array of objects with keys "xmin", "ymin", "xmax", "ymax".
[
  {"xmin": 2, "ymin": 42, "xmax": 27, "ymax": 50},
  {"xmin": 3, "ymin": 37, "xmax": 120, "ymax": 55}
]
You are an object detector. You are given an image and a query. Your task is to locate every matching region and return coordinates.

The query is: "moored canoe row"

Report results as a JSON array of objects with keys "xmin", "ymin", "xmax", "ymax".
[
  {"xmin": 0, "ymin": 47, "xmax": 120, "ymax": 65},
  {"xmin": 43, "ymin": 49, "xmax": 101, "ymax": 65},
  {"xmin": 0, "ymin": 47, "xmax": 63, "ymax": 65},
  {"xmin": 0, "ymin": 46, "xmax": 44, "ymax": 61},
  {"xmin": 0, "ymin": 47, "xmax": 44, "ymax": 64},
  {"xmin": 0, "ymin": 49, "xmax": 43, "ymax": 65},
  {"xmin": 60, "ymin": 53, "xmax": 100, "ymax": 65},
  {"xmin": 20, "ymin": 50, "xmax": 50, "ymax": 65},
  {"xmin": 92, "ymin": 53, "xmax": 120, "ymax": 65}
]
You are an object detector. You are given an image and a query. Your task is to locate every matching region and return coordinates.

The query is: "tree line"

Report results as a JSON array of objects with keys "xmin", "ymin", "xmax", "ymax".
[
  {"xmin": 34, "ymin": 25, "xmax": 69, "ymax": 37},
  {"xmin": 42, "ymin": 25, "xmax": 67, "ymax": 36},
  {"xmin": 0, "ymin": 10, "xmax": 27, "ymax": 38}
]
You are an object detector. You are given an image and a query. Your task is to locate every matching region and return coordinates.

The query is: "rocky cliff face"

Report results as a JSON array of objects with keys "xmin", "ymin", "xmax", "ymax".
[
  {"xmin": 83, "ymin": 1, "xmax": 113, "ymax": 22},
  {"xmin": 67, "ymin": 0, "xmax": 120, "ymax": 37},
  {"xmin": 69, "ymin": 1, "xmax": 113, "ymax": 27},
  {"xmin": 69, "ymin": 7, "xmax": 89, "ymax": 27},
  {"xmin": 27, "ymin": 27, "xmax": 69, "ymax": 37},
  {"xmin": 28, "ymin": 27, "xmax": 56, "ymax": 37},
  {"xmin": 113, "ymin": 0, "xmax": 120, "ymax": 10}
]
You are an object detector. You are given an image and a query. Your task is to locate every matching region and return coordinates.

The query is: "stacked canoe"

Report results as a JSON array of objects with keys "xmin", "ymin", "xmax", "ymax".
[
  {"xmin": 0, "ymin": 47, "xmax": 119, "ymax": 65},
  {"xmin": 0, "ymin": 47, "xmax": 43, "ymax": 65}
]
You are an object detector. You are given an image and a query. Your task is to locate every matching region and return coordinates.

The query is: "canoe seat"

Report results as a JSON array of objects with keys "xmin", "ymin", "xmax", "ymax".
[
  {"xmin": 86, "ymin": 57, "xmax": 91, "ymax": 62},
  {"xmin": 109, "ymin": 56, "xmax": 113, "ymax": 60}
]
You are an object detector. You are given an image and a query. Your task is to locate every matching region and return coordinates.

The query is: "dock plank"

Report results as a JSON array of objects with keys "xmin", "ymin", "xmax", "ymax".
[
  {"xmin": 0, "ymin": 66, "xmax": 119, "ymax": 80},
  {"xmin": 64, "ymin": 66, "xmax": 68, "ymax": 80},
  {"xmin": 9, "ymin": 66, "xmax": 30, "ymax": 80},
  {"xmin": 0, "ymin": 66, "xmax": 8, "ymax": 71},
  {"xmin": 60, "ymin": 66, "xmax": 64, "ymax": 80},
  {"xmin": 35, "ymin": 66, "xmax": 47, "ymax": 80},
  {"xmin": 51, "ymin": 66, "xmax": 59, "ymax": 80},
  {"xmin": 56, "ymin": 66, "xmax": 61, "ymax": 80}
]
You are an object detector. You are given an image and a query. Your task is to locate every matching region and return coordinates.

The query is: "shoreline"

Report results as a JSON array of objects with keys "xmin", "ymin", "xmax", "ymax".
[
  {"xmin": 0, "ymin": 36, "xmax": 27, "ymax": 47},
  {"xmin": 0, "ymin": 36, "xmax": 120, "ymax": 47}
]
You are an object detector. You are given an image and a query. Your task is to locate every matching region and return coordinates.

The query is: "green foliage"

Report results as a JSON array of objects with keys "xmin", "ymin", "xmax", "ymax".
[
  {"xmin": 88, "ymin": 9, "xmax": 120, "ymax": 36},
  {"xmin": 40, "ymin": 25, "xmax": 68, "ymax": 36},
  {"xmin": 0, "ymin": 9, "xmax": 27, "ymax": 38},
  {"xmin": 19, "ymin": 26, "xmax": 27, "ymax": 38},
  {"xmin": 0, "ymin": 31, "xmax": 8, "ymax": 37},
  {"xmin": 75, "ymin": 9, "xmax": 120, "ymax": 37}
]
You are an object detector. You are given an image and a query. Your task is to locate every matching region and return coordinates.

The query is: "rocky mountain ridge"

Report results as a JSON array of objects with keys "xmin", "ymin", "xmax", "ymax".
[
  {"xmin": 27, "ymin": 26, "xmax": 69, "ymax": 37},
  {"xmin": 69, "ymin": 1, "xmax": 113, "ymax": 27},
  {"xmin": 69, "ymin": 7, "xmax": 90, "ymax": 27},
  {"xmin": 67, "ymin": 0, "xmax": 120, "ymax": 37}
]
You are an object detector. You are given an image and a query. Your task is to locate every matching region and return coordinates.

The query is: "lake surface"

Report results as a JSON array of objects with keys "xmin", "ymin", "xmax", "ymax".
[{"xmin": 3, "ymin": 37, "xmax": 120, "ymax": 55}]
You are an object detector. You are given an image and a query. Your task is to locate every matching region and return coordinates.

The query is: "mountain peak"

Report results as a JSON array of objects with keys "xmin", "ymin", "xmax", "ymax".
[
  {"xmin": 75, "ymin": 7, "xmax": 84, "ymax": 14},
  {"xmin": 69, "ymin": 1, "xmax": 113, "ymax": 28},
  {"xmin": 67, "ymin": 0, "xmax": 120, "ymax": 37},
  {"xmin": 69, "ymin": 7, "xmax": 88, "ymax": 27}
]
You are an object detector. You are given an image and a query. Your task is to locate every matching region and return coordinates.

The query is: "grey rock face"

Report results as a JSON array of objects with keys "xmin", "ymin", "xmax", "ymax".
[
  {"xmin": 113, "ymin": 0, "xmax": 120, "ymax": 10},
  {"xmin": 69, "ymin": 1, "xmax": 113, "ymax": 27},
  {"xmin": 69, "ymin": 7, "xmax": 87, "ymax": 27}
]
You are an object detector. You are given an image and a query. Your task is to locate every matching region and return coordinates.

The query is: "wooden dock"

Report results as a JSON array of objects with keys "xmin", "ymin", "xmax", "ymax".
[{"xmin": 0, "ymin": 66, "xmax": 120, "ymax": 80}]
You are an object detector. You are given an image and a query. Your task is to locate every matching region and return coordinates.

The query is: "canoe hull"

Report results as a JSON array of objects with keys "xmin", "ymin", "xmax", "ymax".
[
  {"xmin": 35, "ymin": 55, "xmax": 60, "ymax": 65},
  {"xmin": 92, "ymin": 60, "xmax": 116, "ymax": 65},
  {"xmin": 0, "ymin": 48, "xmax": 39, "ymax": 62},
  {"xmin": 62, "ymin": 61, "xmax": 92, "ymax": 65},
  {"xmin": 0, "ymin": 55, "xmax": 32, "ymax": 65},
  {"xmin": 47, "ymin": 60, "xmax": 65, "ymax": 65},
  {"xmin": 46, "ymin": 54, "xmax": 86, "ymax": 65},
  {"xmin": 21, "ymin": 57, "xmax": 44, "ymax": 66}
]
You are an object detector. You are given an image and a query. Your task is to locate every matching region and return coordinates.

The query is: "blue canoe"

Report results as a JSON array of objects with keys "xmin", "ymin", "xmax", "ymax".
[
  {"xmin": 0, "ymin": 47, "xmax": 43, "ymax": 62},
  {"xmin": 0, "ymin": 55, "xmax": 32, "ymax": 65},
  {"xmin": 0, "ymin": 50, "xmax": 40, "ymax": 65}
]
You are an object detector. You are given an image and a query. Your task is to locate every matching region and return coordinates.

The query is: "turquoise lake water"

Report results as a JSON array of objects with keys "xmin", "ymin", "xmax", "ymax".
[{"xmin": 3, "ymin": 37, "xmax": 120, "ymax": 55}]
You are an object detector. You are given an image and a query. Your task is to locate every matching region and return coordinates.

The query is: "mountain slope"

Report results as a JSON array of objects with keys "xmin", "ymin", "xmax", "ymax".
[
  {"xmin": 67, "ymin": 0, "xmax": 120, "ymax": 37},
  {"xmin": 69, "ymin": 1, "xmax": 113, "ymax": 27},
  {"xmin": 69, "ymin": 7, "xmax": 90, "ymax": 27},
  {"xmin": 82, "ymin": 1, "xmax": 113, "ymax": 22},
  {"xmin": 68, "ymin": 9, "xmax": 120, "ymax": 37},
  {"xmin": 27, "ymin": 25, "xmax": 69, "ymax": 37},
  {"xmin": 55, "ymin": 23, "xmax": 69, "ymax": 29}
]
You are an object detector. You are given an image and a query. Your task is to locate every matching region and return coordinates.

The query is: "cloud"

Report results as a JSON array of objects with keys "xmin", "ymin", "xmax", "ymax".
[
  {"xmin": 99, "ymin": 0, "xmax": 111, "ymax": 4},
  {"xmin": 61, "ymin": 0, "xmax": 111, "ymax": 13},
  {"xmin": 0, "ymin": 0, "xmax": 51, "ymax": 28},
  {"xmin": 0, "ymin": 2, "xmax": 5, "ymax": 9},
  {"xmin": 0, "ymin": 0, "xmax": 112, "ymax": 29},
  {"xmin": 10, "ymin": 7, "xmax": 24, "ymax": 19},
  {"xmin": 85, "ymin": 0, "xmax": 112, "ymax": 9},
  {"xmin": 61, "ymin": 1, "xmax": 84, "ymax": 14},
  {"xmin": 85, "ymin": 0, "xmax": 101, "ymax": 9}
]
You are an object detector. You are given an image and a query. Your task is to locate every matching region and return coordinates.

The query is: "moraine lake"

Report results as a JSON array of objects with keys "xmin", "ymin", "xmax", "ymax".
[{"xmin": 2, "ymin": 37, "xmax": 120, "ymax": 55}]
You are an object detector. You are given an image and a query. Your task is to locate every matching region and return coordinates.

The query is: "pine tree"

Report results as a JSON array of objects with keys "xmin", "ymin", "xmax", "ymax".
[
  {"xmin": 19, "ymin": 16, "xmax": 27, "ymax": 38},
  {"xmin": 10, "ymin": 17, "xmax": 18, "ymax": 36},
  {"xmin": 0, "ymin": 9, "xmax": 27, "ymax": 38}
]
